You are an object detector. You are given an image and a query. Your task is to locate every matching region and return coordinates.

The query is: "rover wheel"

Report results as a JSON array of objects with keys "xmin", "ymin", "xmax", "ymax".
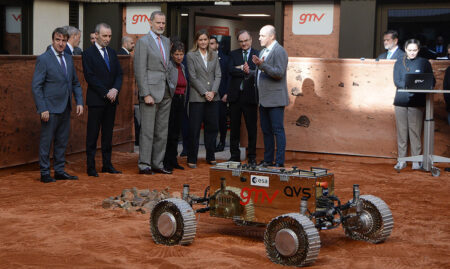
[
  {"xmin": 150, "ymin": 198, "xmax": 197, "ymax": 246},
  {"xmin": 343, "ymin": 195, "xmax": 394, "ymax": 244},
  {"xmin": 264, "ymin": 213, "xmax": 321, "ymax": 267}
]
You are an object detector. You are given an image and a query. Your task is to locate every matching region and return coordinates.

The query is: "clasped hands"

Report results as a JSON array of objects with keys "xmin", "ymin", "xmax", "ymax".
[
  {"xmin": 204, "ymin": 91, "xmax": 215, "ymax": 102},
  {"xmin": 106, "ymin": 88, "xmax": 118, "ymax": 103}
]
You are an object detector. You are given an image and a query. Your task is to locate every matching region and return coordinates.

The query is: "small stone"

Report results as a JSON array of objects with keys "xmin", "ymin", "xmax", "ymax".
[
  {"xmin": 338, "ymin": 82, "xmax": 344, "ymax": 87},
  {"xmin": 149, "ymin": 190, "xmax": 159, "ymax": 200},
  {"xmin": 121, "ymin": 189, "xmax": 130, "ymax": 197},
  {"xmin": 142, "ymin": 201, "xmax": 156, "ymax": 211},
  {"xmin": 102, "ymin": 198, "xmax": 114, "ymax": 209},
  {"xmin": 136, "ymin": 208, "xmax": 147, "ymax": 214},
  {"xmin": 172, "ymin": 191, "xmax": 181, "ymax": 199},
  {"xmin": 131, "ymin": 187, "xmax": 139, "ymax": 197},
  {"xmin": 139, "ymin": 189, "xmax": 150, "ymax": 197},
  {"xmin": 122, "ymin": 190, "xmax": 135, "ymax": 202},
  {"xmin": 132, "ymin": 197, "xmax": 144, "ymax": 207}
]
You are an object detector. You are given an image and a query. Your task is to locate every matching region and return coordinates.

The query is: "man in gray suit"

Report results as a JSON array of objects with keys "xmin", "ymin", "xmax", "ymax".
[
  {"xmin": 134, "ymin": 11, "xmax": 174, "ymax": 175},
  {"xmin": 32, "ymin": 27, "xmax": 84, "ymax": 183},
  {"xmin": 252, "ymin": 25, "xmax": 289, "ymax": 167}
]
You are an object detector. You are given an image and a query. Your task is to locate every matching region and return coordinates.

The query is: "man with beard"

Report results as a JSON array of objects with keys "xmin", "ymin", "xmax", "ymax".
[{"xmin": 377, "ymin": 30, "xmax": 404, "ymax": 60}]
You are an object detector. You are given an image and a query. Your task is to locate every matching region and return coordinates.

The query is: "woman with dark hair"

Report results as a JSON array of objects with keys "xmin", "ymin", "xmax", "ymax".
[
  {"xmin": 163, "ymin": 41, "xmax": 187, "ymax": 171},
  {"xmin": 186, "ymin": 29, "xmax": 221, "ymax": 168},
  {"xmin": 393, "ymin": 38, "xmax": 435, "ymax": 171}
]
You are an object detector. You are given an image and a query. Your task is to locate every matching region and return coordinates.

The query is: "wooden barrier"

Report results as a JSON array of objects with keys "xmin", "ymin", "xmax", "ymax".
[{"xmin": 0, "ymin": 55, "xmax": 134, "ymax": 168}]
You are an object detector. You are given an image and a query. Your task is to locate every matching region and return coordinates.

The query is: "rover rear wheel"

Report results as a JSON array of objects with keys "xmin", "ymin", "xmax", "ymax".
[
  {"xmin": 150, "ymin": 198, "xmax": 197, "ymax": 246},
  {"xmin": 264, "ymin": 213, "xmax": 321, "ymax": 267},
  {"xmin": 343, "ymin": 195, "xmax": 394, "ymax": 243}
]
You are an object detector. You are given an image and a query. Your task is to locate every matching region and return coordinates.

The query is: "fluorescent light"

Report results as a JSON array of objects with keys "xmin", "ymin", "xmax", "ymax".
[
  {"xmin": 214, "ymin": 1, "xmax": 231, "ymax": 6},
  {"xmin": 238, "ymin": 14, "xmax": 270, "ymax": 17},
  {"xmin": 181, "ymin": 13, "xmax": 188, "ymax": 16}
]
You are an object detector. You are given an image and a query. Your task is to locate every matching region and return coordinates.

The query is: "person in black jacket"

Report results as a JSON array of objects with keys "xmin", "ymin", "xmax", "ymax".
[
  {"xmin": 393, "ymin": 38, "xmax": 435, "ymax": 171},
  {"xmin": 82, "ymin": 23, "xmax": 123, "ymax": 177}
]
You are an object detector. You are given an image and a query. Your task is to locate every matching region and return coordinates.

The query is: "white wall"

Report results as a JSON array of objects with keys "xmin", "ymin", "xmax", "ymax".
[
  {"xmin": 79, "ymin": 3, "xmax": 84, "ymax": 48},
  {"xmin": 33, "ymin": 0, "xmax": 69, "ymax": 55}
]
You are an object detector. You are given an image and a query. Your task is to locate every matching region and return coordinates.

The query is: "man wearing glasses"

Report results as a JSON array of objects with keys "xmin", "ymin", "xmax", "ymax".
[{"xmin": 226, "ymin": 30, "xmax": 259, "ymax": 165}]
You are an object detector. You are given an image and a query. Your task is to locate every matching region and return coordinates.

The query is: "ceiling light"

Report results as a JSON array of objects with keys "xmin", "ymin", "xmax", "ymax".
[
  {"xmin": 181, "ymin": 13, "xmax": 188, "ymax": 16},
  {"xmin": 214, "ymin": 1, "xmax": 231, "ymax": 6},
  {"xmin": 238, "ymin": 14, "xmax": 270, "ymax": 17}
]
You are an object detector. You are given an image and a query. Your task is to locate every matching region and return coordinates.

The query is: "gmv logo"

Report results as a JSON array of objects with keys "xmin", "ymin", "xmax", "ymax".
[{"xmin": 299, "ymin": 13, "xmax": 325, "ymax": 24}]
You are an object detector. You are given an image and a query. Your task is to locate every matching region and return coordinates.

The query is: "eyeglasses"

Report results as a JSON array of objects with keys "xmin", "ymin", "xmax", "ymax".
[{"xmin": 238, "ymin": 39, "xmax": 250, "ymax": 43}]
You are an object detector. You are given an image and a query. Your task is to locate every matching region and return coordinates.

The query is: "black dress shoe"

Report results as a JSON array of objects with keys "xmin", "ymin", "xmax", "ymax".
[
  {"xmin": 54, "ymin": 172, "xmax": 78, "ymax": 180},
  {"xmin": 228, "ymin": 157, "xmax": 240, "ymax": 162},
  {"xmin": 173, "ymin": 163, "xmax": 184, "ymax": 170},
  {"xmin": 215, "ymin": 142, "xmax": 225, "ymax": 152},
  {"xmin": 248, "ymin": 159, "xmax": 257, "ymax": 166},
  {"xmin": 258, "ymin": 161, "xmax": 274, "ymax": 167},
  {"xmin": 41, "ymin": 174, "xmax": 56, "ymax": 183},
  {"xmin": 275, "ymin": 163, "xmax": 284, "ymax": 168},
  {"xmin": 180, "ymin": 151, "xmax": 187, "ymax": 157},
  {"xmin": 153, "ymin": 168, "xmax": 172, "ymax": 174},
  {"xmin": 87, "ymin": 170, "xmax": 99, "ymax": 177},
  {"xmin": 101, "ymin": 167, "xmax": 122, "ymax": 174},
  {"xmin": 139, "ymin": 168, "xmax": 154, "ymax": 175},
  {"xmin": 207, "ymin": 160, "xmax": 217, "ymax": 165}
]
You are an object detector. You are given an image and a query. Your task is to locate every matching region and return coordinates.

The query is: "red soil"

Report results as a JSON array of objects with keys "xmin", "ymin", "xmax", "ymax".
[{"xmin": 0, "ymin": 152, "xmax": 449, "ymax": 268}]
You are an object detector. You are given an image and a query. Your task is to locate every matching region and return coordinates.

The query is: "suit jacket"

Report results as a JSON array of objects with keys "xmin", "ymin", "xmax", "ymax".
[
  {"xmin": 134, "ymin": 32, "xmax": 174, "ymax": 103},
  {"xmin": 82, "ymin": 44, "xmax": 123, "ymax": 106},
  {"xmin": 377, "ymin": 47, "xmax": 404, "ymax": 60},
  {"xmin": 168, "ymin": 60, "xmax": 187, "ymax": 93},
  {"xmin": 227, "ymin": 48, "xmax": 259, "ymax": 104},
  {"xmin": 117, "ymin": 47, "xmax": 129, "ymax": 55},
  {"xmin": 186, "ymin": 50, "xmax": 221, "ymax": 103},
  {"xmin": 217, "ymin": 51, "xmax": 229, "ymax": 98},
  {"xmin": 73, "ymin": 47, "xmax": 82, "ymax": 56},
  {"xmin": 32, "ymin": 49, "xmax": 83, "ymax": 113},
  {"xmin": 255, "ymin": 42, "xmax": 289, "ymax": 107}
]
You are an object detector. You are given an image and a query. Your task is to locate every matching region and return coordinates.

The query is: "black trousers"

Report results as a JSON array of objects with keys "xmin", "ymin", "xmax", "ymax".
[
  {"xmin": 229, "ymin": 101, "xmax": 257, "ymax": 161},
  {"xmin": 164, "ymin": 94, "xmax": 185, "ymax": 168},
  {"xmin": 86, "ymin": 104, "xmax": 116, "ymax": 172},
  {"xmin": 187, "ymin": 101, "xmax": 219, "ymax": 164},
  {"xmin": 218, "ymin": 100, "xmax": 228, "ymax": 144}
]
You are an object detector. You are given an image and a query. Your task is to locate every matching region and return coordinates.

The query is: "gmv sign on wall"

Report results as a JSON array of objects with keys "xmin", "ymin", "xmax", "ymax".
[
  {"xmin": 292, "ymin": 1, "xmax": 334, "ymax": 35},
  {"xmin": 126, "ymin": 5, "xmax": 160, "ymax": 34}
]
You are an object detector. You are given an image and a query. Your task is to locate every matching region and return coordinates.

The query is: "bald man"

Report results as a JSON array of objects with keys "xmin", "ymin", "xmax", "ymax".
[{"xmin": 252, "ymin": 25, "xmax": 289, "ymax": 167}]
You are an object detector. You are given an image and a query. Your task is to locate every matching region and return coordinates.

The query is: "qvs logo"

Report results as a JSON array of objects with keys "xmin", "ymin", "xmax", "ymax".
[
  {"xmin": 250, "ymin": 175, "xmax": 269, "ymax": 187},
  {"xmin": 292, "ymin": 1, "xmax": 334, "ymax": 35}
]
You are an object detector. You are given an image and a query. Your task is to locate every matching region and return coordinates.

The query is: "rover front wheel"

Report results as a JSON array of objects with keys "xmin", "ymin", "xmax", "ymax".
[
  {"xmin": 150, "ymin": 198, "xmax": 197, "ymax": 245},
  {"xmin": 264, "ymin": 213, "xmax": 321, "ymax": 267}
]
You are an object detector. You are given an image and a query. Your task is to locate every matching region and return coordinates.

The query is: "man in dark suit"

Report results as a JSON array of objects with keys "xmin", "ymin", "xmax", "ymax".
[
  {"xmin": 134, "ymin": 11, "xmax": 174, "ymax": 175},
  {"xmin": 377, "ymin": 30, "xmax": 404, "ymax": 60},
  {"xmin": 252, "ymin": 25, "xmax": 289, "ymax": 167},
  {"xmin": 209, "ymin": 36, "xmax": 229, "ymax": 152},
  {"xmin": 32, "ymin": 27, "xmax": 84, "ymax": 183},
  {"xmin": 118, "ymin": 36, "xmax": 135, "ymax": 55},
  {"xmin": 82, "ymin": 23, "xmax": 123, "ymax": 177},
  {"xmin": 227, "ymin": 30, "xmax": 258, "ymax": 165}
]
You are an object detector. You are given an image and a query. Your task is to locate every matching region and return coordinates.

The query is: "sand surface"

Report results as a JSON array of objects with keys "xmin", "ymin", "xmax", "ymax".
[{"xmin": 0, "ymin": 152, "xmax": 449, "ymax": 268}]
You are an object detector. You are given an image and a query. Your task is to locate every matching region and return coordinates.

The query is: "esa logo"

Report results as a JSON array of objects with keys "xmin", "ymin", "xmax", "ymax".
[{"xmin": 250, "ymin": 175, "xmax": 269, "ymax": 187}]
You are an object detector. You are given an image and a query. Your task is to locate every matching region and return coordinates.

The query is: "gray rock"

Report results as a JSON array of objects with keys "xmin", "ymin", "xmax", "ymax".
[
  {"xmin": 139, "ymin": 189, "xmax": 150, "ymax": 197},
  {"xmin": 102, "ymin": 198, "xmax": 114, "ymax": 209},
  {"xmin": 131, "ymin": 197, "xmax": 144, "ymax": 207}
]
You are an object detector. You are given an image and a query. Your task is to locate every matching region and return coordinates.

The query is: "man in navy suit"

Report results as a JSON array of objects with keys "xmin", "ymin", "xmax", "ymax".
[
  {"xmin": 377, "ymin": 30, "xmax": 404, "ymax": 60},
  {"xmin": 209, "ymin": 36, "xmax": 229, "ymax": 152},
  {"xmin": 82, "ymin": 23, "xmax": 123, "ymax": 177},
  {"xmin": 32, "ymin": 27, "xmax": 84, "ymax": 183},
  {"xmin": 227, "ymin": 30, "xmax": 259, "ymax": 165}
]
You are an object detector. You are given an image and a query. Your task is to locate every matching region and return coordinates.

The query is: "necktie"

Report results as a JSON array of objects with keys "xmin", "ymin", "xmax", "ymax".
[
  {"xmin": 157, "ymin": 35, "xmax": 166, "ymax": 65},
  {"xmin": 387, "ymin": 51, "xmax": 392, "ymax": 59},
  {"xmin": 240, "ymin": 50, "xmax": 249, "ymax": 91},
  {"xmin": 102, "ymin": 47, "xmax": 110, "ymax": 71},
  {"xmin": 58, "ymin": 53, "xmax": 67, "ymax": 77}
]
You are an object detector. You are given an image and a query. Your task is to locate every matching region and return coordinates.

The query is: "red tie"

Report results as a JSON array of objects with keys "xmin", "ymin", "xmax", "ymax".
[{"xmin": 157, "ymin": 35, "xmax": 165, "ymax": 65}]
